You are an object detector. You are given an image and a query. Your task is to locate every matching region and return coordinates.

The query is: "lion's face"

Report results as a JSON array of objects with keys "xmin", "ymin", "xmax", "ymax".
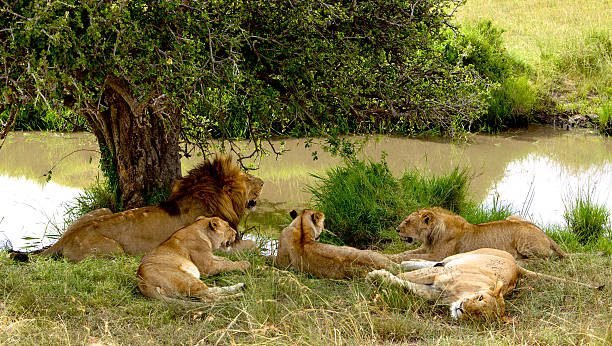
[
  {"xmin": 397, "ymin": 210, "xmax": 434, "ymax": 244},
  {"xmin": 196, "ymin": 216, "xmax": 238, "ymax": 249},
  {"xmin": 450, "ymin": 288, "xmax": 505, "ymax": 320},
  {"xmin": 245, "ymin": 173, "xmax": 264, "ymax": 210}
]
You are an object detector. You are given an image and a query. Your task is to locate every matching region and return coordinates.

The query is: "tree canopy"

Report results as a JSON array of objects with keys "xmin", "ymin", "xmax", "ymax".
[{"xmin": 1, "ymin": 0, "xmax": 488, "ymax": 208}]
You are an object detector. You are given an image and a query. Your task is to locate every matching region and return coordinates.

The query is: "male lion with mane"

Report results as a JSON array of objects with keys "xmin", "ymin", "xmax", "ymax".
[
  {"xmin": 388, "ymin": 207, "xmax": 565, "ymax": 262},
  {"xmin": 137, "ymin": 216, "xmax": 249, "ymax": 302},
  {"xmin": 368, "ymin": 248, "xmax": 602, "ymax": 321},
  {"xmin": 272, "ymin": 209, "xmax": 399, "ymax": 279},
  {"xmin": 34, "ymin": 155, "xmax": 263, "ymax": 262}
]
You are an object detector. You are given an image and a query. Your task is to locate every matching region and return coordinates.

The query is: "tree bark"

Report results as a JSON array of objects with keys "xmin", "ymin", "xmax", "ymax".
[{"xmin": 86, "ymin": 76, "xmax": 181, "ymax": 210}]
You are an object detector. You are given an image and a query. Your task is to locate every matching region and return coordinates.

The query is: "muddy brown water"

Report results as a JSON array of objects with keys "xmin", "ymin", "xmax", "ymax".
[{"xmin": 1, "ymin": 126, "xmax": 610, "ymax": 250}]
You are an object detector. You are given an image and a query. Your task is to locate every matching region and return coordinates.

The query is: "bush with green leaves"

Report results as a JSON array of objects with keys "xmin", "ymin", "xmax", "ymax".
[
  {"xmin": 444, "ymin": 20, "xmax": 537, "ymax": 132},
  {"xmin": 563, "ymin": 192, "xmax": 611, "ymax": 245}
]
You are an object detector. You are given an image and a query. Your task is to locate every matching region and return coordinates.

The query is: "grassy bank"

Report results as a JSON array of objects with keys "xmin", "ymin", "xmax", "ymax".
[
  {"xmin": 1, "ymin": 235, "xmax": 610, "ymax": 345},
  {"xmin": 455, "ymin": 0, "xmax": 611, "ymax": 117}
]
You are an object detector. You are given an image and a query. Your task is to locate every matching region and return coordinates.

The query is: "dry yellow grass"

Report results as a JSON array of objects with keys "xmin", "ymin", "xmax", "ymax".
[{"xmin": 456, "ymin": 0, "xmax": 612, "ymax": 113}]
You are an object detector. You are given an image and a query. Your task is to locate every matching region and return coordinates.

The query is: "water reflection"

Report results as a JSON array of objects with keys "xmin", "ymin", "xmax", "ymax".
[
  {"xmin": 483, "ymin": 154, "xmax": 612, "ymax": 227},
  {"xmin": 0, "ymin": 126, "xmax": 610, "ymax": 250},
  {"xmin": 0, "ymin": 175, "xmax": 81, "ymax": 250}
]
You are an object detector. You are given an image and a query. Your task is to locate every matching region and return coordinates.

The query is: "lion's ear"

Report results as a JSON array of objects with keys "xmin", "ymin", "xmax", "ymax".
[
  {"xmin": 289, "ymin": 210, "xmax": 298, "ymax": 219},
  {"xmin": 209, "ymin": 218, "xmax": 221, "ymax": 232},
  {"xmin": 421, "ymin": 211, "xmax": 434, "ymax": 225},
  {"xmin": 492, "ymin": 280, "xmax": 504, "ymax": 297}
]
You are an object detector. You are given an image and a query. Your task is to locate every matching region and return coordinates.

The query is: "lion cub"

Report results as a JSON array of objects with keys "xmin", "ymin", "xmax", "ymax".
[
  {"xmin": 389, "ymin": 207, "xmax": 565, "ymax": 262},
  {"xmin": 272, "ymin": 209, "xmax": 399, "ymax": 279},
  {"xmin": 137, "ymin": 216, "xmax": 250, "ymax": 302}
]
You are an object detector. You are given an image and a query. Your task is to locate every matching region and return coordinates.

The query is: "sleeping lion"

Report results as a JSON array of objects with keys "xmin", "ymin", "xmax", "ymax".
[
  {"xmin": 368, "ymin": 248, "xmax": 602, "ymax": 320},
  {"xmin": 388, "ymin": 207, "xmax": 565, "ymax": 262},
  {"xmin": 272, "ymin": 209, "xmax": 399, "ymax": 279},
  {"xmin": 137, "ymin": 216, "xmax": 249, "ymax": 302}
]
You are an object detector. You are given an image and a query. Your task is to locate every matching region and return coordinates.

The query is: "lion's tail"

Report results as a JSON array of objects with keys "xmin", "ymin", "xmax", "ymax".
[{"xmin": 518, "ymin": 267, "xmax": 603, "ymax": 290}]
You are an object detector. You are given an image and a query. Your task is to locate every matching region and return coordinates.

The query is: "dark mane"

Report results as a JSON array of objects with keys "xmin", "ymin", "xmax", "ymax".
[{"xmin": 159, "ymin": 155, "xmax": 248, "ymax": 229}]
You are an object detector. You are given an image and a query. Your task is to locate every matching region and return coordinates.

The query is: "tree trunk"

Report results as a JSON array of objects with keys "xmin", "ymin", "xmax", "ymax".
[{"xmin": 86, "ymin": 76, "xmax": 181, "ymax": 210}]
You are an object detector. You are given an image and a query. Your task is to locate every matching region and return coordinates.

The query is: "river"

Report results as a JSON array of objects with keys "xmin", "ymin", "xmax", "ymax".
[{"xmin": 1, "ymin": 126, "xmax": 611, "ymax": 250}]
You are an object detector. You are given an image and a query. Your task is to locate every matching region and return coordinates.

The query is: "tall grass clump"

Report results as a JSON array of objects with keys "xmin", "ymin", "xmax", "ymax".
[
  {"xmin": 563, "ymin": 190, "xmax": 611, "ymax": 245},
  {"xmin": 64, "ymin": 177, "xmax": 118, "ymax": 226},
  {"xmin": 597, "ymin": 100, "xmax": 612, "ymax": 136},
  {"xmin": 556, "ymin": 31, "xmax": 611, "ymax": 81},
  {"xmin": 310, "ymin": 159, "xmax": 473, "ymax": 248},
  {"xmin": 399, "ymin": 167, "xmax": 470, "ymax": 213},
  {"xmin": 309, "ymin": 159, "xmax": 406, "ymax": 248},
  {"xmin": 461, "ymin": 197, "xmax": 513, "ymax": 225}
]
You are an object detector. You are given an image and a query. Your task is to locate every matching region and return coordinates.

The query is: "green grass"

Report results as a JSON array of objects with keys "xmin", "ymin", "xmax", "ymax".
[
  {"xmin": 455, "ymin": 0, "xmax": 611, "ymax": 116},
  {"xmin": 1, "ymin": 236, "xmax": 610, "ymax": 345},
  {"xmin": 563, "ymin": 190, "xmax": 611, "ymax": 245},
  {"xmin": 309, "ymin": 159, "xmax": 473, "ymax": 248}
]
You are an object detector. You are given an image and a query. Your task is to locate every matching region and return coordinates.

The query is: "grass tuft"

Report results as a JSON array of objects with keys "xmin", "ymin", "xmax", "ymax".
[{"xmin": 563, "ymin": 189, "xmax": 611, "ymax": 245}]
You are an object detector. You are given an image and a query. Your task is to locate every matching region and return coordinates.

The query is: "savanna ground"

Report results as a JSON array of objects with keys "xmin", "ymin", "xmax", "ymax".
[{"xmin": 0, "ymin": 237, "xmax": 610, "ymax": 345}]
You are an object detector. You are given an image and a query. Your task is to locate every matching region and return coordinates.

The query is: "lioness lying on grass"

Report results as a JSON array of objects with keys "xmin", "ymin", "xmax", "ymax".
[
  {"xmin": 389, "ymin": 207, "xmax": 565, "ymax": 262},
  {"xmin": 137, "ymin": 216, "xmax": 250, "ymax": 302},
  {"xmin": 272, "ymin": 209, "xmax": 399, "ymax": 279},
  {"xmin": 368, "ymin": 248, "xmax": 602, "ymax": 321}
]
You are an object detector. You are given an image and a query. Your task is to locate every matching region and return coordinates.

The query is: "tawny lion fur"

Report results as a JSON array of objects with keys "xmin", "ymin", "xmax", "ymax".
[
  {"xmin": 388, "ymin": 207, "xmax": 565, "ymax": 262},
  {"xmin": 39, "ymin": 155, "xmax": 263, "ymax": 262},
  {"xmin": 137, "ymin": 216, "xmax": 249, "ymax": 302},
  {"xmin": 272, "ymin": 209, "xmax": 399, "ymax": 279},
  {"xmin": 368, "ymin": 248, "xmax": 601, "ymax": 321}
]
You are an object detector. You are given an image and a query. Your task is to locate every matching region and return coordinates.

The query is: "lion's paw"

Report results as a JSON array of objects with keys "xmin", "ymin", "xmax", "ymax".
[
  {"xmin": 238, "ymin": 260, "xmax": 251, "ymax": 271},
  {"xmin": 366, "ymin": 269, "xmax": 394, "ymax": 283}
]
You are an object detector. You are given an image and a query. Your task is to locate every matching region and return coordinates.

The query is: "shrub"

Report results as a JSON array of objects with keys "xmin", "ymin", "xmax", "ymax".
[
  {"xmin": 0, "ymin": 105, "xmax": 87, "ymax": 132},
  {"xmin": 309, "ymin": 159, "xmax": 406, "ymax": 248},
  {"xmin": 444, "ymin": 20, "xmax": 538, "ymax": 132},
  {"xmin": 563, "ymin": 191, "xmax": 611, "ymax": 245},
  {"xmin": 445, "ymin": 20, "xmax": 522, "ymax": 83}
]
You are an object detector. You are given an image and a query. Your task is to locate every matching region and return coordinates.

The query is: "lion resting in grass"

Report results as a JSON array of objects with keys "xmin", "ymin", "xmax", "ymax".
[
  {"xmin": 272, "ymin": 209, "xmax": 399, "ymax": 279},
  {"xmin": 37, "ymin": 155, "xmax": 263, "ymax": 262},
  {"xmin": 368, "ymin": 248, "xmax": 602, "ymax": 321},
  {"xmin": 137, "ymin": 216, "xmax": 249, "ymax": 302},
  {"xmin": 388, "ymin": 207, "xmax": 565, "ymax": 262}
]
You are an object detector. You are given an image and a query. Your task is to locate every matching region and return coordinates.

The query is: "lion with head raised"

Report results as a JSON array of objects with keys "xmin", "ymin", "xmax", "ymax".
[
  {"xmin": 137, "ymin": 216, "xmax": 249, "ymax": 302},
  {"xmin": 388, "ymin": 207, "xmax": 565, "ymax": 262},
  {"xmin": 272, "ymin": 209, "xmax": 399, "ymax": 279},
  {"xmin": 36, "ymin": 155, "xmax": 263, "ymax": 262}
]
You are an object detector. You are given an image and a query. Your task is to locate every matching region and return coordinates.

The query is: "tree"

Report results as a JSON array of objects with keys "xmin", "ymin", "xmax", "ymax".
[
  {"xmin": 1, "ymin": 0, "xmax": 247, "ymax": 209},
  {"xmin": 1, "ymin": 0, "xmax": 486, "ymax": 209}
]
